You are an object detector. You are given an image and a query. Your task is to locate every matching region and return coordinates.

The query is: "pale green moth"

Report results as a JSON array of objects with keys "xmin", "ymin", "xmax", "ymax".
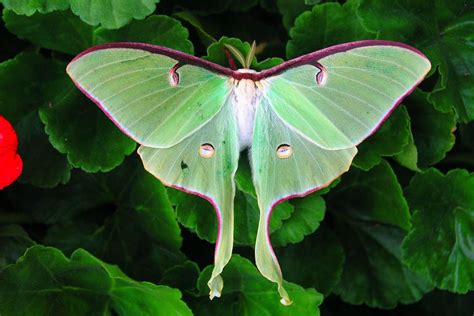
[{"xmin": 67, "ymin": 40, "xmax": 431, "ymax": 305}]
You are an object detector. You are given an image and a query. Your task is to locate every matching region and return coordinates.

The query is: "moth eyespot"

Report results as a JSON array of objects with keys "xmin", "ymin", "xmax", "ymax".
[
  {"xmin": 199, "ymin": 143, "xmax": 215, "ymax": 158},
  {"xmin": 314, "ymin": 63, "xmax": 327, "ymax": 86},
  {"xmin": 168, "ymin": 63, "xmax": 182, "ymax": 86},
  {"xmin": 276, "ymin": 144, "xmax": 292, "ymax": 159},
  {"xmin": 169, "ymin": 73, "xmax": 179, "ymax": 86}
]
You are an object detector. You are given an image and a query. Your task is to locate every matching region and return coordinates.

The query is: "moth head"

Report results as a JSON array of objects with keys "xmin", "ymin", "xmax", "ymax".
[{"xmin": 224, "ymin": 40, "xmax": 256, "ymax": 69}]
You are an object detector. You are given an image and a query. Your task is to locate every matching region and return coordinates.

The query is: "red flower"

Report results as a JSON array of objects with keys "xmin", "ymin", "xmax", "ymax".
[{"xmin": 0, "ymin": 115, "xmax": 22, "ymax": 189}]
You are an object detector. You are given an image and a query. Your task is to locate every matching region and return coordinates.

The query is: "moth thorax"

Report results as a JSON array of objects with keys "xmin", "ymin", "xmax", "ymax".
[
  {"xmin": 236, "ymin": 69, "xmax": 257, "ymax": 73},
  {"xmin": 232, "ymin": 76, "xmax": 260, "ymax": 150}
]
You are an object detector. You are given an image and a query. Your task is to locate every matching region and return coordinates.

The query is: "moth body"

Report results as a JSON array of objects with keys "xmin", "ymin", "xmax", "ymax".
[{"xmin": 232, "ymin": 69, "xmax": 262, "ymax": 150}]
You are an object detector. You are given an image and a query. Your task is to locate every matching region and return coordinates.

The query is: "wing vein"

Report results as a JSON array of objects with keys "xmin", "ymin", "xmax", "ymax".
[
  {"xmin": 76, "ymin": 54, "xmax": 163, "ymax": 81},
  {"xmin": 164, "ymin": 136, "xmax": 195, "ymax": 182},
  {"xmin": 264, "ymin": 94, "xmax": 327, "ymax": 147},
  {"xmin": 102, "ymin": 73, "xmax": 168, "ymax": 103},
  {"xmin": 89, "ymin": 68, "xmax": 167, "ymax": 95},
  {"xmin": 328, "ymin": 72, "xmax": 395, "ymax": 100},
  {"xmin": 281, "ymin": 78, "xmax": 375, "ymax": 129},
  {"xmin": 348, "ymin": 52, "xmax": 419, "ymax": 78},
  {"xmin": 146, "ymin": 79, "xmax": 223, "ymax": 137},
  {"xmin": 129, "ymin": 78, "xmax": 216, "ymax": 130},
  {"xmin": 111, "ymin": 79, "xmax": 210, "ymax": 116},
  {"xmin": 326, "ymin": 66, "xmax": 411, "ymax": 90}
]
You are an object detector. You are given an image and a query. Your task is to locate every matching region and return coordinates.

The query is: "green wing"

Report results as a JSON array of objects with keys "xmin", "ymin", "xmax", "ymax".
[
  {"xmin": 67, "ymin": 47, "xmax": 230, "ymax": 148},
  {"xmin": 251, "ymin": 99, "xmax": 357, "ymax": 304},
  {"xmin": 68, "ymin": 45, "xmax": 238, "ymax": 299},
  {"xmin": 138, "ymin": 99, "xmax": 239, "ymax": 299},
  {"xmin": 265, "ymin": 45, "xmax": 431, "ymax": 150},
  {"xmin": 252, "ymin": 44, "xmax": 430, "ymax": 304}
]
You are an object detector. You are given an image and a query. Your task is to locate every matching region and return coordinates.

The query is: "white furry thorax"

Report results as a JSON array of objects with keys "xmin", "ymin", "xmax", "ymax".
[{"xmin": 231, "ymin": 69, "xmax": 263, "ymax": 150}]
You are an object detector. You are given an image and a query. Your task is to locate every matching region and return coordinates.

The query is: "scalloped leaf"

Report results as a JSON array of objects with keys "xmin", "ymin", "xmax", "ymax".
[
  {"xmin": 403, "ymin": 168, "xmax": 474, "ymax": 293},
  {"xmin": 12, "ymin": 157, "xmax": 185, "ymax": 282},
  {"xmin": 395, "ymin": 90, "xmax": 456, "ymax": 170},
  {"xmin": 276, "ymin": 0, "xmax": 313, "ymax": 30},
  {"xmin": 326, "ymin": 160, "xmax": 433, "ymax": 308},
  {"xmin": 0, "ymin": 225, "xmax": 35, "ymax": 270},
  {"xmin": 0, "ymin": 246, "xmax": 192, "ymax": 315},
  {"xmin": 358, "ymin": 0, "xmax": 474, "ymax": 122},
  {"xmin": 271, "ymin": 193, "xmax": 325, "ymax": 247},
  {"xmin": 95, "ymin": 15, "xmax": 194, "ymax": 54},
  {"xmin": 353, "ymin": 105, "xmax": 411, "ymax": 171},
  {"xmin": 3, "ymin": 9, "xmax": 94, "ymax": 55},
  {"xmin": 0, "ymin": 0, "xmax": 68, "ymax": 15},
  {"xmin": 69, "ymin": 0, "xmax": 160, "ymax": 29},
  {"xmin": 0, "ymin": 53, "xmax": 71, "ymax": 187},
  {"xmin": 286, "ymin": 0, "xmax": 375, "ymax": 59},
  {"xmin": 276, "ymin": 224, "xmax": 344, "ymax": 296},
  {"xmin": 39, "ymin": 84, "xmax": 136, "ymax": 172},
  {"xmin": 193, "ymin": 255, "xmax": 323, "ymax": 314}
]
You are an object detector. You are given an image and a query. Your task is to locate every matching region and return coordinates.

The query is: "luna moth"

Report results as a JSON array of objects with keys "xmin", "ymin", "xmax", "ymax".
[{"xmin": 67, "ymin": 40, "xmax": 431, "ymax": 305}]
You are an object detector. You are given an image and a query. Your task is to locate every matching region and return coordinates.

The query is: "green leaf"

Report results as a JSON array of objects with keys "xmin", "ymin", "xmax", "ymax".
[
  {"xmin": 353, "ymin": 105, "xmax": 411, "ymax": 171},
  {"xmin": 172, "ymin": 10, "xmax": 217, "ymax": 47},
  {"xmin": 169, "ymin": 188, "xmax": 218, "ymax": 243},
  {"xmin": 286, "ymin": 0, "xmax": 375, "ymax": 59},
  {"xmin": 396, "ymin": 90, "xmax": 456, "ymax": 170},
  {"xmin": 0, "ymin": 52, "xmax": 51, "ymax": 123},
  {"xmin": 204, "ymin": 37, "xmax": 283, "ymax": 70},
  {"xmin": 329, "ymin": 160, "xmax": 411, "ymax": 231},
  {"xmin": 43, "ymin": 209, "xmax": 186, "ymax": 283},
  {"xmin": 276, "ymin": 224, "xmax": 344, "ymax": 296},
  {"xmin": 0, "ymin": 53, "xmax": 71, "ymax": 187},
  {"xmin": 402, "ymin": 168, "xmax": 474, "ymax": 293},
  {"xmin": 16, "ymin": 112, "xmax": 71, "ymax": 187},
  {"xmin": 193, "ymin": 255, "xmax": 323, "ymax": 315},
  {"xmin": 39, "ymin": 76, "xmax": 136, "ymax": 172},
  {"xmin": 276, "ymin": 0, "xmax": 313, "ymax": 30},
  {"xmin": 331, "ymin": 220, "xmax": 433, "ymax": 308},
  {"xmin": 325, "ymin": 160, "xmax": 433, "ymax": 308},
  {"xmin": 3, "ymin": 9, "xmax": 94, "ymax": 55},
  {"xmin": 0, "ymin": 0, "xmax": 68, "ymax": 15},
  {"xmin": 159, "ymin": 260, "xmax": 201, "ymax": 294},
  {"xmin": 0, "ymin": 225, "xmax": 35, "ymax": 270},
  {"xmin": 271, "ymin": 193, "xmax": 325, "ymax": 247},
  {"xmin": 8, "ymin": 169, "xmax": 183, "ymax": 281},
  {"xmin": 0, "ymin": 246, "xmax": 192, "ymax": 315},
  {"xmin": 357, "ymin": 0, "xmax": 474, "ymax": 122},
  {"xmin": 69, "ymin": 0, "xmax": 159, "ymax": 29},
  {"xmin": 45, "ymin": 155, "xmax": 181, "ymax": 237},
  {"xmin": 95, "ymin": 15, "xmax": 194, "ymax": 54}
]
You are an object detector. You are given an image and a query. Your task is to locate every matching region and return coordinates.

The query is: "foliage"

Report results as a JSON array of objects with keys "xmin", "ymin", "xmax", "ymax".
[{"xmin": 0, "ymin": 0, "xmax": 472, "ymax": 314}]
